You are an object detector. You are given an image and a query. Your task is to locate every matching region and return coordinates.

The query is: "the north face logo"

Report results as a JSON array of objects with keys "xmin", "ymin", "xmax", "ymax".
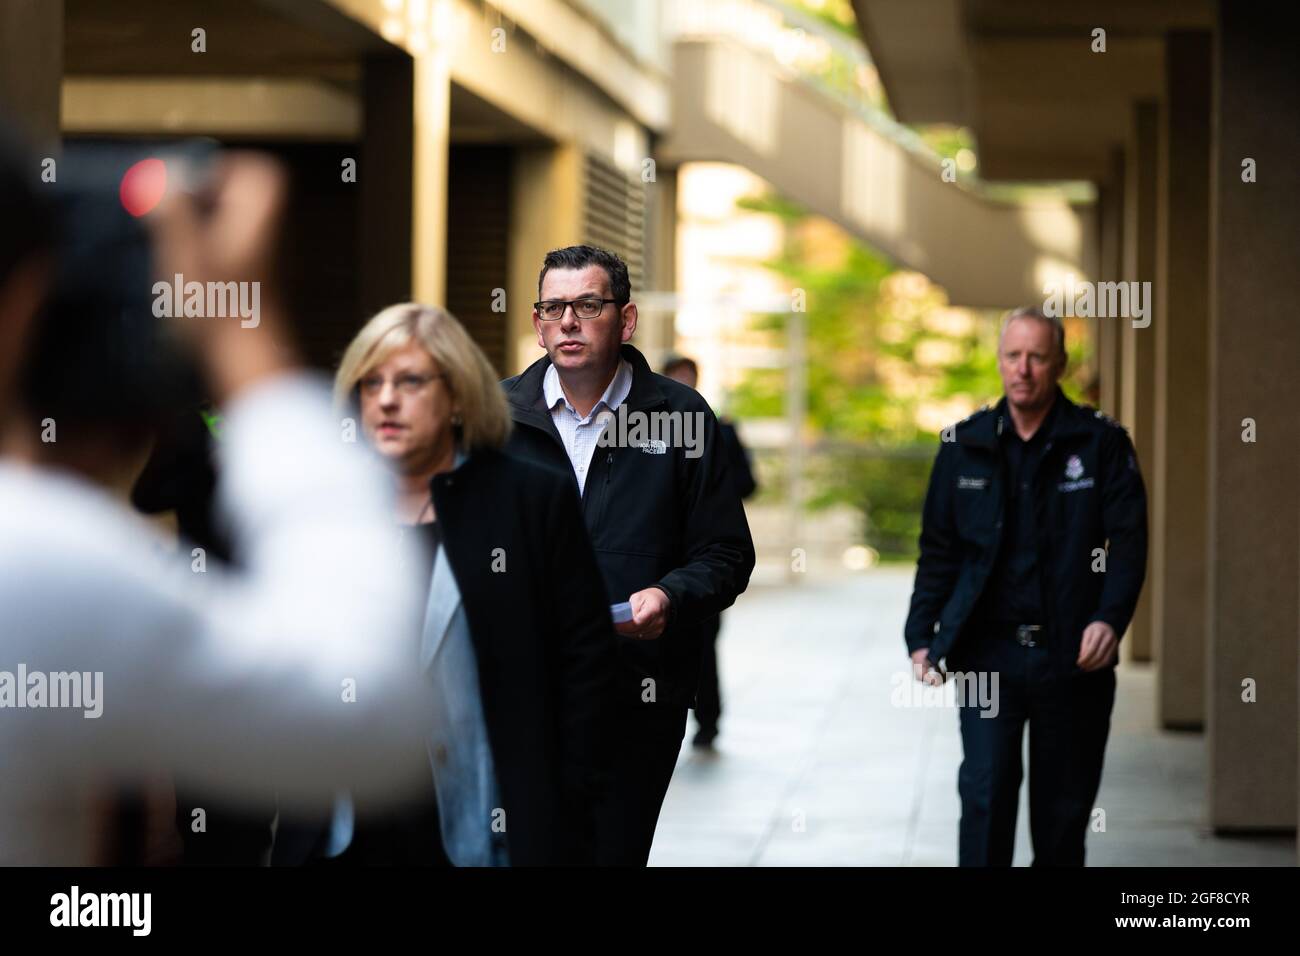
[{"xmin": 1065, "ymin": 455, "xmax": 1084, "ymax": 481}]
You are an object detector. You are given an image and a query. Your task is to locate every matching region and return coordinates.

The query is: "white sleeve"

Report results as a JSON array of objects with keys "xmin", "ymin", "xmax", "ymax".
[{"xmin": 4, "ymin": 374, "xmax": 432, "ymax": 810}]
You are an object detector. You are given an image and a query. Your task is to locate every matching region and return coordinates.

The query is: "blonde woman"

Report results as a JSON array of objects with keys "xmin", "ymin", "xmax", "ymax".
[{"xmin": 335, "ymin": 303, "xmax": 617, "ymax": 866}]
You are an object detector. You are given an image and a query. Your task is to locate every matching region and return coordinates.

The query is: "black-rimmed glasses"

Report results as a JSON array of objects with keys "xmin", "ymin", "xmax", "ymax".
[{"xmin": 534, "ymin": 297, "xmax": 621, "ymax": 320}]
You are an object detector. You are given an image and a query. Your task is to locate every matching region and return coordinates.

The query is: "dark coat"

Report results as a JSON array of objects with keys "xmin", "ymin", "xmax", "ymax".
[
  {"xmin": 502, "ymin": 344, "xmax": 757, "ymax": 709},
  {"xmin": 718, "ymin": 419, "xmax": 758, "ymax": 500},
  {"xmin": 345, "ymin": 447, "xmax": 619, "ymax": 866},
  {"xmin": 904, "ymin": 388, "xmax": 1148, "ymax": 675},
  {"xmin": 432, "ymin": 446, "xmax": 619, "ymax": 865}
]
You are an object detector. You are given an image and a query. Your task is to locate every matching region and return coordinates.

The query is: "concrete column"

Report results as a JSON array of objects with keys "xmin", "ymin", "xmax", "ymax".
[
  {"xmin": 360, "ymin": 54, "xmax": 414, "ymax": 317},
  {"xmin": 1153, "ymin": 32, "xmax": 1212, "ymax": 730},
  {"xmin": 1120, "ymin": 102, "xmax": 1159, "ymax": 663},
  {"xmin": 1206, "ymin": 0, "xmax": 1300, "ymax": 832},
  {"xmin": 0, "ymin": 0, "xmax": 62, "ymax": 149},
  {"xmin": 507, "ymin": 144, "xmax": 583, "ymax": 374},
  {"xmin": 1096, "ymin": 147, "xmax": 1125, "ymax": 418},
  {"xmin": 411, "ymin": 45, "xmax": 451, "ymax": 306},
  {"xmin": 642, "ymin": 163, "xmax": 679, "ymax": 358}
]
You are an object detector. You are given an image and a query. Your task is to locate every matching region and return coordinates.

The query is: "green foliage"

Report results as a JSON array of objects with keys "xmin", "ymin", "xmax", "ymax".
[
  {"xmin": 790, "ymin": 0, "xmax": 859, "ymax": 37},
  {"xmin": 912, "ymin": 125, "xmax": 975, "ymax": 163},
  {"xmin": 731, "ymin": 192, "xmax": 1095, "ymax": 560}
]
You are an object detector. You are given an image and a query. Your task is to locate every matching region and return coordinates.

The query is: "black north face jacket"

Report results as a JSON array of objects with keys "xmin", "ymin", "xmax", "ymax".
[
  {"xmin": 503, "ymin": 344, "xmax": 756, "ymax": 709},
  {"xmin": 904, "ymin": 388, "xmax": 1148, "ymax": 674}
]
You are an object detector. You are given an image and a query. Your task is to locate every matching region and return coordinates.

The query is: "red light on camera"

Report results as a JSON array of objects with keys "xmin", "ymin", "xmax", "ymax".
[{"xmin": 119, "ymin": 158, "xmax": 168, "ymax": 217}]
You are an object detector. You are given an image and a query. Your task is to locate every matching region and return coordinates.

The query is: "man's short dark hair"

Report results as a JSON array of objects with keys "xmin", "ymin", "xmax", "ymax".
[
  {"xmin": 663, "ymin": 355, "xmax": 697, "ymax": 378},
  {"xmin": 0, "ymin": 123, "xmax": 57, "ymax": 287},
  {"xmin": 537, "ymin": 244, "xmax": 631, "ymax": 305}
]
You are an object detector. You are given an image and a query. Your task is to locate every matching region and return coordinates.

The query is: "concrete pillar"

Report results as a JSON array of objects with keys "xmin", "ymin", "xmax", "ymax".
[
  {"xmin": 1120, "ymin": 102, "xmax": 1159, "ymax": 663},
  {"xmin": 412, "ymin": 46, "xmax": 451, "ymax": 306},
  {"xmin": 0, "ymin": 0, "xmax": 62, "ymax": 149},
  {"xmin": 1096, "ymin": 147, "xmax": 1125, "ymax": 418},
  {"xmin": 507, "ymin": 144, "xmax": 583, "ymax": 374},
  {"xmin": 1206, "ymin": 0, "xmax": 1300, "ymax": 832},
  {"xmin": 360, "ymin": 54, "xmax": 414, "ymax": 317},
  {"xmin": 1153, "ymin": 32, "xmax": 1212, "ymax": 730},
  {"xmin": 642, "ymin": 163, "xmax": 679, "ymax": 358}
]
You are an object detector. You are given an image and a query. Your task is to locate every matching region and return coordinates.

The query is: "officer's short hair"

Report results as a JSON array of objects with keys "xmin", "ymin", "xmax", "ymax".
[{"xmin": 999, "ymin": 307, "xmax": 1066, "ymax": 364}]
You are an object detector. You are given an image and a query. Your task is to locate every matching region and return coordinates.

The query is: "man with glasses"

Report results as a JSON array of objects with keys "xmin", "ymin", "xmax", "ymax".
[{"xmin": 502, "ymin": 245, "xmax": 755, "ymax": 865}]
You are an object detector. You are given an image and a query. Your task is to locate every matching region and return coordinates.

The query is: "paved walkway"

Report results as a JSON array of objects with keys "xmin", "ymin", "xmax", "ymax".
[{"xmin": 649, "ymin": 568, "xmax": 1296, "ymax": 866}]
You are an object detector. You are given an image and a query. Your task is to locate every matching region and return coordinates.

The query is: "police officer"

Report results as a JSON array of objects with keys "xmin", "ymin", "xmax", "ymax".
[{"xmin": 904, "ymin": 306, "xmax": 1147, "ymax": 866}]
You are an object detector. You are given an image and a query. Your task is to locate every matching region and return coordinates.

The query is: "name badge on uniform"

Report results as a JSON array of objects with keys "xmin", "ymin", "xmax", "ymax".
[{"xmin": 957, "ymin": 476, "xmax": 987, "ymax": 490}]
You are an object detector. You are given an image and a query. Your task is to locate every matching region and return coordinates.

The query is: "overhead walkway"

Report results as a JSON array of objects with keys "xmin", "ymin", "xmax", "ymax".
[{"xmin": 658, "ymin": 0, "xmax": 1096, "ymax": 308}]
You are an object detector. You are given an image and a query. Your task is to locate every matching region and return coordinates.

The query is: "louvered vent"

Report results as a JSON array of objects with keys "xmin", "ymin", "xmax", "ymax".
[{"xmin": 582, "ymin": 152, "xmax": 649, "ymax": 294}]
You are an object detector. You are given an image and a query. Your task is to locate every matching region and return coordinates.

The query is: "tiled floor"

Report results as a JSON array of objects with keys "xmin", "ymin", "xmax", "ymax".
[{"xmin": 649, "ymin": 568, "xmax": 1296, "ymax": 867}]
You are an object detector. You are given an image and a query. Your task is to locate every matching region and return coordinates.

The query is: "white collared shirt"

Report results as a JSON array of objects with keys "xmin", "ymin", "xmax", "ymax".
[{"xmin": 543, "ymin": 359, "xmax": 632, "ymax": 494}]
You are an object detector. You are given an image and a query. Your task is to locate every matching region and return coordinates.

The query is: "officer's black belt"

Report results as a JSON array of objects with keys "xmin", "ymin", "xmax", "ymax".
[{"xmin": 979, "ymin": 621, "xmax": 1046, "ymax": 647}]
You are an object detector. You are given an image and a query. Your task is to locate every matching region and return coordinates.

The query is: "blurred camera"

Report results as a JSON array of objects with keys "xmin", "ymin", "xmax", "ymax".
[{"xmin": 19, "ymin": 140, "xmax": 221, "ymax": 437}]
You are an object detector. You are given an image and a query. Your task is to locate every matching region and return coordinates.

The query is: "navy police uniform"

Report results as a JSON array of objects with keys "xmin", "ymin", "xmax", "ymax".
[{"xmin": 904, "ymin": 387, "xmax": 1147, "ymax": 865}]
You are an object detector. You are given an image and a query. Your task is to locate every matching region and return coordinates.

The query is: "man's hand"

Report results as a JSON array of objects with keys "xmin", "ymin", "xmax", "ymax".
[
  {"xmin": 614, "ymin": 587, "xmax": 671, "ymax": 640},
  {"xmin": 1078, "ymin": 621, "xmax": 1118, "ymax": 671},
  {"xmin": 911, "ymin": 648, "xmax": 945, "ymax": 686}
]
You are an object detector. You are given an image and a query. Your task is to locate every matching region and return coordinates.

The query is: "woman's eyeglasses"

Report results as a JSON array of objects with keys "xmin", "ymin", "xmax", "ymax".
[{"xmin": 358, "ymin": 372, "xmax": 445, "ymax": 396}]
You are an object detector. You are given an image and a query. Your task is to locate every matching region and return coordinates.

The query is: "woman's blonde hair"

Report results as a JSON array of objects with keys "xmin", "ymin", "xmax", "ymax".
[{"xmin": 334, "ymin": 303, "xmax": 511, "ymax": 451}]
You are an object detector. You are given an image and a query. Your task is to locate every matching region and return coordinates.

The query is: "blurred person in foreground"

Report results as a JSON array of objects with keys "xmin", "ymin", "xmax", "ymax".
[
  {"xmin": 0, "ymin": 127, "xmax": 431, "ymax": 864},
  {"xmin": 333, "ymin": 303, "xmax": 617, "ymax": 866},
  {"xmin": 661, "ymin": 355, "xmax": 757, "ymax": 750}
]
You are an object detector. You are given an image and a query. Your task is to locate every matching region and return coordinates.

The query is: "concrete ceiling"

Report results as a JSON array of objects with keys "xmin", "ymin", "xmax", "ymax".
[
  {"xmin": 850, "ymin": 0, "xmax": 1213, "ymax": 183},
  {"xmin": 63, "ymin": 0, "xmax": 394, "ymax": 85},
  {"xmin": 448, "ymin": 83, "xmax": 549, "ymax": 145}
]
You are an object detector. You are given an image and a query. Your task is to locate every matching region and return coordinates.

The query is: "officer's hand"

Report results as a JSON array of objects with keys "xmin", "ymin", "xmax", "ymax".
[
  {"xmin": 615, "ymin": 587, "xmax": 670, "ymax": 640},
  {"xmin": 911, "ymin": 648, "xmax": 944, "ymax": 686},
  {"xmin": 1078, "ymin": 621, "xmax": 1118, "ymax": 671}
]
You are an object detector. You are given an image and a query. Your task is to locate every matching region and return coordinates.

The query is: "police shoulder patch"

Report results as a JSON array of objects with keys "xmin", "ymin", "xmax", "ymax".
[
  {"xmin": 1087, "ymin": 406, "xmax": 1124, "ymax": 429},
  {"xmin": 957, "ymin": 403, "xmax": 991, "ymax": 426}
]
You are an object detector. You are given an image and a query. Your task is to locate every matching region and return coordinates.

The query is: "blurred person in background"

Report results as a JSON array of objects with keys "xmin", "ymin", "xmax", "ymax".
[
  {"xmin": 333, "ymin": 303, "xmax": 617, "ymax": 866},
  {"xmin": 662, "ymin": 354, "xmax": 757, "ymax": 750},
  {"xmin": 0, "ymin": 125, "xmax": 432, "ymax": 864},
  {"xmin": 131, "ymin": 403, "xmax": 279, "ymax": 865}
]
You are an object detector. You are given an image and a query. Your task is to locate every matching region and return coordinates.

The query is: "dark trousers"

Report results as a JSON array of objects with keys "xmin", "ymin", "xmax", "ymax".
[
  {"xmin": 174, "ymin": 791, "xmax": 275, "ymax": 866},
  {"xmin": 594, "ymin": 705, "xmax": 688, "ymax": 866},
  {"xmin": 693, "ymin": 615, "xmax": 723, "ymax": 736},
  {"xmin": 954, "ymin": 632, "xmax": 1115, "ymax": 866}
]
